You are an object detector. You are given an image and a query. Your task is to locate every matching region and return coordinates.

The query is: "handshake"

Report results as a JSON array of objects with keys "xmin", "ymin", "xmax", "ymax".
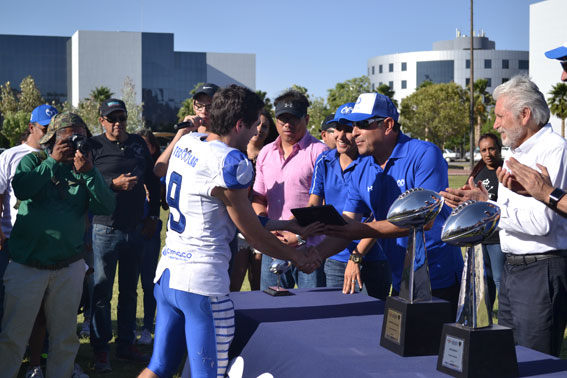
[{"xmin": 290, "ymin": 245, "xmax": 323, "ymax": 274}]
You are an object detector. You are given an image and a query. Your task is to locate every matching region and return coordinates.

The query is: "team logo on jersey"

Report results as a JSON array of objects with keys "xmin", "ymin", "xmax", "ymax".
[
  {"xmin": 236, "ymin": 159, "xmax": 253, "ymax": 185},
  {"xmin": 367, "ymin": 185, "xmax": 373, "ymax": 192},
  {"xmin": 397, "ymin": 179, "xmax": 405, "ymax": 187},
  {"xmin": 162, "ymin": 247, "xmax": 192, "ymax": 261},
  {"xmin": 173, "ymin": 146, "xmax": 198, "ymax": 167}
]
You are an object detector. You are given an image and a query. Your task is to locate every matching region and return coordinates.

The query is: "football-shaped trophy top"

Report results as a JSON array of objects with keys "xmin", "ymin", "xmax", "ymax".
[
  {"xmin": 441, "ymin": 200, "xmax": 500, "ymax": 246},
  {"xmin": 387, "ymin": 188, "xmax": 444, "ymax": 227},
  {"xmin": 269, "ymin": 259, "xmax": 292, "ymax": 275}
]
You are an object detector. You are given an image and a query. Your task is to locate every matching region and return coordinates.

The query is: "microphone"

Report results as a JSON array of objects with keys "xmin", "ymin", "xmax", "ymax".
[{"xmin": 173, "ymin": 121, "xmax": 194, "ymax": 131}]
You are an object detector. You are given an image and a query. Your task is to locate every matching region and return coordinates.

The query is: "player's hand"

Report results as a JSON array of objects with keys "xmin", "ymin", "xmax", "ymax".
[
  {"xmin": 182, "ymin": 115, "xmax": 204, "ymax": 133},
  {"xmin": 501, "ymin": 158, "xmax": 553, "ymax": 202},
  {"xmin": 343, "ymin": 259, "xmax": 362, "ymax": 294},
  {"xmin": 112, "ymin": 173, "xmax": 138, "ymax": 191},
  {"xmin": 293, "ymin": 246, "xmax": 322, "ymax": 274},
  {"xmin": 285, "ymin": 219, "xmax": 325, "ymax": 239}
]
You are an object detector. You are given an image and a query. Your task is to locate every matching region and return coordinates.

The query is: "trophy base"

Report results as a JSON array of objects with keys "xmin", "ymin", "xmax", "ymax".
[
  {"xmin": 263, "ymin": 286, "xmax": 293, "ymax": 296},
  {"xmin": 380, "ymin": 296, "xmax": 453, "ymax": 356},
  {"xmin": 437, "ymin": 323, "xmax": 518, "ymax": 378}
]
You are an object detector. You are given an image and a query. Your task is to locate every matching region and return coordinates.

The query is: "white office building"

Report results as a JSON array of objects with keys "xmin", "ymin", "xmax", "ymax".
[{"xmin": 367, "ymin": 32, "xmax": 529, "ymax": 105}]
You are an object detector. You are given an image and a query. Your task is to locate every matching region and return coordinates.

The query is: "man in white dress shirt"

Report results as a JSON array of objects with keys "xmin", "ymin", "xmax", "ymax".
[{"xmin": 441, "ymin": 75, "xmax": 567, "ymax": 356}]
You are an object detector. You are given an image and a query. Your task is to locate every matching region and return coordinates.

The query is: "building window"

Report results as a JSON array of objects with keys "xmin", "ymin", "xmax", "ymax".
[
  {"xmin": 379, "ymin": 82, "xmax": 383, "ymax": 86},
  {"xmin": 388, "ymin": 81, "xmax": 393, "ymax": 89},
  {"xmin": 484, "ymin": 59, "xmax": 491, "ymax": 69},
  {"xmin": 502, "ymin": 59, "xmax": 509, "ymax": 69},
  {"xmin": 379, "ymin": 64, "xmax": 383, "ymax": 73},
  {"xmin": 372, "ymin": 83, "xmax": 375, "ymax": 91},
  {"xmin": 372, "ymin": 66, "xmax": 375, "ymax": 75},
  {"xmin": 466, "ymin": 59, "xmax": 470, "ymax": 69},
  {"xmin": 486, "ymin": 78, "xmax": 492, "ymax": 87},
  {"xmin": 389, "ymin": 63, "xmax": 394, "ymax": 72},
  {"xmin": 401, "ymin": 80, "xmax": 407, "ymax": 89},
  {"xmin": 519, "ymin": 60, "xmax": 529, "ymax": 70},
  {"xmin": 466, "ymin": 78, "xmax": 470, "ymax": 86},
  {"xmin": 502, "ymin": 78, "xmax": 509, "ymax": 84},
  {"xmin": 401, "ymin": 62, "xmax": 407, "ymax": 71}
]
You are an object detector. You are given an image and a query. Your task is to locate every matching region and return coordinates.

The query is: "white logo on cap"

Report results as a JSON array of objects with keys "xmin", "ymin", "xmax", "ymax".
[
  {"xmin": 45, "ymin": 108, "xmax": 55, "ymax": 117},
  {"xmin": 353, "ymin": 93, "xmax": 377, "ymax": 115},
  {"xmin": 284, "ymin": 103, "xmax": 293, "ymax": 108},
  {"xmin": 340, "ymin": 106, "xmax": 353, "ymax": 114},
  {"xmin": 203, "ymin": 86, "xmax": 212, "ymax": 89}
]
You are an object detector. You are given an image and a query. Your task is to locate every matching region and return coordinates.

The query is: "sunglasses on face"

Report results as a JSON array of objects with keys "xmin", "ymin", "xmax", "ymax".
[
  {"xmin": 353, "ymin": 118, "xmax": 386, "ymax": 129},
  {"xmin": 104, "ymin": 115, "xmax": 127, "ymax": 123},
  {"xmin": 335, "ymin": 124, "xmax": 354, "ymax": 133}
]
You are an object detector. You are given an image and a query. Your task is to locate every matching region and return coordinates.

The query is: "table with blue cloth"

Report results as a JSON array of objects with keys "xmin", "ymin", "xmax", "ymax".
[{"xmin": 229, "ymin": 288, "xmax": 567, "ymax": 378}]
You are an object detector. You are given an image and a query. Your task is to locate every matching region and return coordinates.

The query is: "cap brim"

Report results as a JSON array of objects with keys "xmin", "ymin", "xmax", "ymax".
[
  {"xmin": 545, "ymin": 46, "xmax": 567, "ymax": 60},
  {"xmin": 36, "ymin": 119, "xmax": 52, "ymax": 126},
  {"xmin": 341, "ymin": 112, "xmax": 375, "ymax": 122},
  {"xmin": 275, "ymin": 109, "xmax": 305, "ymax": 118}
]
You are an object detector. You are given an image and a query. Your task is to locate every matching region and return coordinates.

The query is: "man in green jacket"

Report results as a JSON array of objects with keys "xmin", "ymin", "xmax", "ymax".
[{"xmin": 0, "ymin": 112, "xmax": 115, "ymax": 378}]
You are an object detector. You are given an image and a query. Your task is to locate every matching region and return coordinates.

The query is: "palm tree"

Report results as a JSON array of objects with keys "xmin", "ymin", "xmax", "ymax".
[
  {"xmin": 548, "ymin": 83, "xmax": 567, "ymax": 138},
  {"xmin": 472, "ymin": 79, "xmax": 494, "ymax": 146},
  {"xmin": 89, "ymin": 86, "xmax": 113, "ymax": 104}
]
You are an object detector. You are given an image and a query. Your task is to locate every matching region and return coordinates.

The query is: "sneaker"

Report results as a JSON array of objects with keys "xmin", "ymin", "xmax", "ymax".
[
  {"xmin": 93, "ymin": 351, "xmax": 112, "ymax": 373},
  {"xmin": 25, "ymin": 366, "xmax": 44, "ymax": 378},
  {"xmin": 72, "ymin": 363, "xmax": 89, "ymax": 378},
  {"xmin": 136, "ymin": 329, "xmax": 153, "ymax": 345},
  {"xmin": 79, "ymin": 319, "xmax": 90, "ymax": 339},
  {"xmin": 116, "ymin": 345, "xmax": 150, "ymax": 363}
]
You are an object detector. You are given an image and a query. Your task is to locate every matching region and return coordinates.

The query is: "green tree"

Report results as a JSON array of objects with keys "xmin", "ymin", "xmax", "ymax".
[
  {"xmin": 17, "ymin": 76, "xmax": 44, "ymax": 114},
  {"xmin": 76, "ymin": 98, "xmax": 101, "ymax": 135},
  {"xmin": 255, "ymin": 89, "xmax": 274, "ymax": 116},
  {"xmin": 308, "ymin": 96, "xmax": 330, "ymax": 137},
  {"xmin": 400, "ymin": 82, "xmax": 469, "ymax": 148},
  {"xmin": 89, "ymin": 86, "xmax": 114, "ymax": 105},
  {"xmin": 471, "ymin": 79, "xmax": 494, "ymax": 146},
  {"xmin": 548, "ymin": 82, "xmax": 567, "ymax": 138},
  {"xmin": 376, "ymin": 83, "xmax": 398, "ymax": 108},
  {"xmin": 122, "ymin": 76, "xmax": 144, "ymax": 132},
  {"xmin": 0, "ymin": 81, "xmax": 18, "ymax": 114},
  {"xmin": 177, "ymin": 82, "xmax": 205, "ymax": 122},
  {"xmin": 326, "ymin": 76, "xmax": 371, "ymax": 111},
  {"xmin": 1, "ymin": 110, "xmax": 29, "ymax": 146}
]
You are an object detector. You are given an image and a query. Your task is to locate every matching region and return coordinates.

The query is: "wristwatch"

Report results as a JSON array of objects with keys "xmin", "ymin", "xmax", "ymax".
[
  {"xmin": 548, "ymin": 188, "xmax": 566, "ymax": 210},
  {"xmin": 349, "ymin": 253, "xmax": 363, "ymax": 264},
  {"xmin": 296, "ymin": 234, "xmax": 306, "ymax": 246}
]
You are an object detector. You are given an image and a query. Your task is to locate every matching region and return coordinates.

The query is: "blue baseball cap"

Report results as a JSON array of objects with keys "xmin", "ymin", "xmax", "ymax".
[
  {"xmin": 341, "ymin": 93, "xmax": 399, "ymax": 122},
  {"xmin": 331, "ymin": 102, "xmax": 355, "ymax": 126},
  {"xmin": 30, "ymin": 104, "xmax": 58, "ymax": 126},
  {"xmin": 545, "ymin": 42, "xmax": 567, "ymax": 60}
]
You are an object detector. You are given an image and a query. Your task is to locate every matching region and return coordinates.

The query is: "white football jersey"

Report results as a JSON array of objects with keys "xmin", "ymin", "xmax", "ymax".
[{"xmin": 154, "ymin": 133, "xmax": 254, "ymax": 296}]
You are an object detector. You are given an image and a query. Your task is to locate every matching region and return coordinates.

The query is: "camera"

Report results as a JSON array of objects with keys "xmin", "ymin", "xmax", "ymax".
[{"xmin": 68, "ymin": 134, "xmax": 92, "ymax": 155}]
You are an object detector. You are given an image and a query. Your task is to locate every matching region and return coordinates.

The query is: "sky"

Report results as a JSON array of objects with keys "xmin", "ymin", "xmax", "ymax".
[{"xmin": 1, "ymin": 0, "xmax": 542, "ymax": 102}]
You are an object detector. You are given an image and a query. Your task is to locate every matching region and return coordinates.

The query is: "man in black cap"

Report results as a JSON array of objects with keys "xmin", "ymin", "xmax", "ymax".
[
  {"xmin": 182, "ymin": 83, "xmax": 220, "ymax": 133},
  {"xmin": 252, "ymin": 89, "xmax": 328, "ymax": 290},
  {"xmin": 89, "ymin": 98, "xmax": 161, "ymax": 372},
  {"xmin": 320, "ymin": 114, "xmax": 337, "ymax": 149}
]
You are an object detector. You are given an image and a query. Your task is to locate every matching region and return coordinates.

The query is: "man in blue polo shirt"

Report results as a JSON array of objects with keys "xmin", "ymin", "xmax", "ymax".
[
  {"xmin": 317, "ymin": 93, "xmax": 463, "ymax": 311},
  {"xmin": 308, "ymin": 103, "xmax": 391, "ymax": 299}
]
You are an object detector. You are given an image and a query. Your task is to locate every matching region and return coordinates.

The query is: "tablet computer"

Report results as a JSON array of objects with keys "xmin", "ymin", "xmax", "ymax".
[{"xmin": 291, "ymin": 205, "xmax": 347, "ymax": 227}]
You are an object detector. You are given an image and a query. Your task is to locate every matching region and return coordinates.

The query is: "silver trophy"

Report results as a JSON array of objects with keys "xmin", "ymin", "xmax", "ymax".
[
  {"xmin": 263, "ymin": 259, "xmax": 293, "ymax": 296},
  {"xmin": 387, "ymin": 188, "xmax": 444, "ymax": 302},
  {"xmin": 441, "ymin": 200, "xmax": 500, "ymax": 328},
  {"xmin": 438, "ymin": 200, "xmax": 517, "ymax": 378}
]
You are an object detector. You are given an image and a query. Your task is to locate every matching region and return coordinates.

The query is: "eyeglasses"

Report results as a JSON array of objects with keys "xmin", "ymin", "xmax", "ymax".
[
  {"xmin": 353, "ymin": 118, "xmax": 386, "ymax": 129},
  {"xmin": 335, "ymin": 124, "xmax": 354, "ymax": 133},
  {"xmin": 104, "ymin": 115, "xmax": 127, "ymax": 123},
  {"xmin": 560, "ymin": 59, "xmax": 567, "ymax": 72},
  {"xmin": 194, "ymin": 101, "xmax": 211, "ymax": 112},
  {"xmin": 34, "ymin": 123, "xmax": 47, "ymax": 133}
]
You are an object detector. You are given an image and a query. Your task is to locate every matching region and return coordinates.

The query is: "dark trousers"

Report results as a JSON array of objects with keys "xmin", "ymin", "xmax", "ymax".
[{"xmin": 498, "ymin": 255, "xmax": 567, "ymax": 357}]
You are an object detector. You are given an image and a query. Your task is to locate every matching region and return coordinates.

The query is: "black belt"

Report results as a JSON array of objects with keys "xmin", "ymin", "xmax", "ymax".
[{"xmin": 505, "ymin": 250, "xmax": 567, "ymax": 266}]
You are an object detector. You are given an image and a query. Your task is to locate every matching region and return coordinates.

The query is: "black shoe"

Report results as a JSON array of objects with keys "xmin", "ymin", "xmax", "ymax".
[
  {"xmin": 93, "ymin": 351, "xmax": 112, "ymax": 373},
  {"xmin": 116, "ymin": 345, "xmax": 150, "ymax": 364}
]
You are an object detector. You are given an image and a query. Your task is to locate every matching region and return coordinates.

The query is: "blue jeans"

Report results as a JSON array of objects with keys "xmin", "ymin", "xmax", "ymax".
[
  {"xmin": 139, "ymin": 220, "xmax": 162, "ymax": 331},
  {"xmin": 482, "ymin": 243, "xmax": 505, "ymax": 307},
  {"xmin": 324, "ymin": 258, "xmax": 392, "ymax": 300},
  {"xmin": 90, "ymin": 224, "xmax": 143, "ymax": 352},
  {"xmin": 0, "ymin": 242, "xmax": 9, "ymax": 333},
  {"xmin": 260, "ymin": 255, "xmax": 326, "ymax": 290}
]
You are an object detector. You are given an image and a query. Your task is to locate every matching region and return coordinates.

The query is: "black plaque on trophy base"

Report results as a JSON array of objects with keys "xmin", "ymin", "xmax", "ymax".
[
  {"xmin": 263, "ymin": 286, "xmax": 293, "ymax": 296},
  {"xmin": 380, "ymin": 296, "xmax": 453, "ymax": 356},
  {"xmin": 437, "ymin": 323, "xmax": 518, "ymax": 378}
]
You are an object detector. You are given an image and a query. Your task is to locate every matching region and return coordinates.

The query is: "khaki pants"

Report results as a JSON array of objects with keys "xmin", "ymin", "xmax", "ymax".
[{"xmin": 0, "ymin": 260, "xmax": 84, "ymax": 378}]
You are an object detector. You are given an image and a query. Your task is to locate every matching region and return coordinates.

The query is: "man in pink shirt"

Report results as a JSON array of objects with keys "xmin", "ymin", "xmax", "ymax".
[{"xmin": 252, "ymin": 90, "xmax": 328, "ymax": 289}]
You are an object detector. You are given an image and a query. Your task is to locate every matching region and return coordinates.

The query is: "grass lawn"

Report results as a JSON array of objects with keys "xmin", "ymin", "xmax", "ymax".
[{"xmin": 16, "ymin": 174, "xmax": 565, "ymax": 377}]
